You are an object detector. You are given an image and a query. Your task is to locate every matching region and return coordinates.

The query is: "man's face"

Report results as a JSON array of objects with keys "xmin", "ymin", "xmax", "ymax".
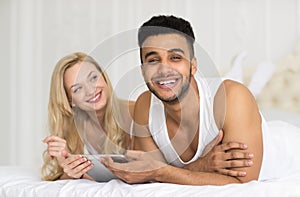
[{"xmin": 141, "ymin": 33, "xmax": 197, "ymax": 103}]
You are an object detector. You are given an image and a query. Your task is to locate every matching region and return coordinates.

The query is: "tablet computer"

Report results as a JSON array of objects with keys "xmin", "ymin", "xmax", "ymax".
[{"xmin": 84, "ymin": 154, "xmax": 128, "ymax": 182}]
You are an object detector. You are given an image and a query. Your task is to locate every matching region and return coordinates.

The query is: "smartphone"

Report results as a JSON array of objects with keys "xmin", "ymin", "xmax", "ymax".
[
  {"xmin": 81, "ymin": 154, "xmax": 127, "ymax": 182},
  {"xmin": 84, "ymin": 154, "xmax": 129, "ymax": 163}
]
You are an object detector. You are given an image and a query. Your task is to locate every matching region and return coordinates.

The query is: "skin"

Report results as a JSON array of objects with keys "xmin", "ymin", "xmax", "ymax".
[{"xmin": 103, "ymin": 34, "xmax": 262, "ymax": 185}]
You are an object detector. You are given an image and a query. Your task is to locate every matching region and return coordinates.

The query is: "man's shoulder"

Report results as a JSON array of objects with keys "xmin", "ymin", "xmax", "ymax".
[
  {"xmin": 221, "ymin": 79, "xmax": 252, "ymax": 99},
  {"xmin": 136, "ymin": 91, "xmax": 152, "ymax": 105},
  {"xmin": 134, "ymin": 91, "xmax": 152, "ymax": 124}
]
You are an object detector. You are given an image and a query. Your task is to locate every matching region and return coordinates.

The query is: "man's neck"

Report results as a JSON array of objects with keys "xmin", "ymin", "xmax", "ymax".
[{"xmin": 164, "ymin": 77, "xmax": 200, "ymax": 125}]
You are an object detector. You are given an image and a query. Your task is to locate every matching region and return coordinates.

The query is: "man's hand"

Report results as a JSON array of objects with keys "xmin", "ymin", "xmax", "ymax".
[
  {"xmin": 101, "ymin": 150, "xmax": 166, "ymax": 184},
  {"xmin": 184, "ymin": 130, "xmax": 254, "ymax": 177}
]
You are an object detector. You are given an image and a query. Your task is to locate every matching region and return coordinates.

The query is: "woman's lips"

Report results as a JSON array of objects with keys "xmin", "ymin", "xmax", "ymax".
[{"xmin": 87, "ymin": 91, "xmax": 102, "ymax": 103}]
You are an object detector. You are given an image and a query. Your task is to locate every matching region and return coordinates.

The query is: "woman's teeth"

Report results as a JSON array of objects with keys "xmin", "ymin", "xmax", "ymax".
[{"xmin": 88, "ymin": 93, "xmax": 100, "ymax": 102}]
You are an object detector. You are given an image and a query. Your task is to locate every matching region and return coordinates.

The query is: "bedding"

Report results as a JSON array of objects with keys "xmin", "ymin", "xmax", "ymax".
[
  {"xmin": 1, "ymin": 111, "xmax": 300, "ymax": 197},
  {"xmin": 1, "ymin": 166, "xmax": 300, "ymax": 197}
]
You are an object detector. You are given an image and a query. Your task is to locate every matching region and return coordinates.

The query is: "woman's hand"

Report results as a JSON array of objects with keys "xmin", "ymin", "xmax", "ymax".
[
  {"xmin": 43, "ymin": 135, "xmax": 93, "ymax": 179},
  {"xmin": 43, "ymin": 135, "xmax": 69, "ymax": 160},
  {"xmin": 184, "ymin": 130, "xmax": 254, "ymax": 177},
  {"xmin": 59, "ymin": 154, "xmax": 94, "ymax": 179}
]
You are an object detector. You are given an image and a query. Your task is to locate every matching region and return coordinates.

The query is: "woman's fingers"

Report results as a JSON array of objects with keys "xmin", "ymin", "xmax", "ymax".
[
  {"xmin": 62, "ymin": 155, "xmax": 93, "ymax": 178},
  {"xmin": 43, "ymin": 135, "xmax": 66, "ymax": 143}
]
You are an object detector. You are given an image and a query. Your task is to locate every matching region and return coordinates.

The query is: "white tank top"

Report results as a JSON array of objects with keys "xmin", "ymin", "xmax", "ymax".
[
  {"xmin": 148, "ymin": 75, "xmax": 222, "ymax": 167},
  {"xmin": 148, "ymin": 74, "xmax": 300, "ymax": 181}
]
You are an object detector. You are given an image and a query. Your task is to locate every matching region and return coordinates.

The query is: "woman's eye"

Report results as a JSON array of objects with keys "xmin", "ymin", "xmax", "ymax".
[
  {"xmin": 73, "ymin": 86, "xmax": 82, "ymax": 93},
  {"xmin": 91, "ymin": 75, "xmax": 98, "ymax": 81}
]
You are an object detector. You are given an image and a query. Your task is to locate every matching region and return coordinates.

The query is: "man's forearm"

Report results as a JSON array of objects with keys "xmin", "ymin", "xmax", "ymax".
[{"xmin": 155, "ymin": 165, "xmax": 241, "ymax": 186}]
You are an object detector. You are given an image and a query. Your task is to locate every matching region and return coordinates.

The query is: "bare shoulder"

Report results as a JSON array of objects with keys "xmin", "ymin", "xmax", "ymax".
[
  {"xmin": 214, "ymin": 79, "xmax": 259, "ymax": 129},
  {"xmin": 213, "ymin": 80, "xmax": 252, "ymax": 129},
  {"xmin": 223, "ymin": 79, "xmax": 251, "ymax": 95},
  {"xmin": 222, "ymin": 79, "xmax": 258, "ymax": 110},
  {"xmin": 134, "ymin": 91, "xmax": 152, "ymax": 125}
]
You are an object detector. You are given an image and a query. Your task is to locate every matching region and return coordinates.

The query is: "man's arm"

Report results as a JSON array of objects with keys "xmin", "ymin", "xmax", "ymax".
[
  {"xmin": 220, "ymin": 80, "xmax": 263, "ymax": 182},
  {"xmin": 133, "ymin": 91, "xmax": 166, "ymax": 161}
]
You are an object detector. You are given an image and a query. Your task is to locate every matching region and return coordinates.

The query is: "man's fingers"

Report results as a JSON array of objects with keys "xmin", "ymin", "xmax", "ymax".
[
  {"xmin": 224, "ymin": 151, "xmax": 254, "ymax": 160},
  {"xmin": 223, "ymin": 159, "xmax": 253, "ymax": 169},
  {"xmin": 218, "ymin": 169, "xmax": 247, "ymax": 177},
  {"xmin": 219, "ymin": 142, "xmax": 248, "ymax": 152},
  {"xmin": 124, "ymin": 150, "xmax": 144, "ymax": 160}
]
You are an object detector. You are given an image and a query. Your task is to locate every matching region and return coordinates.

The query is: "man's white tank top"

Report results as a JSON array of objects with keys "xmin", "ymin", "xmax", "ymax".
[
  {"xmin": 148, "ymin": 76, "xmax": 222, "ymax": 167},
  {"xmin": 148, "ymin": 75, "xmax": 300, "ymax": 181}
]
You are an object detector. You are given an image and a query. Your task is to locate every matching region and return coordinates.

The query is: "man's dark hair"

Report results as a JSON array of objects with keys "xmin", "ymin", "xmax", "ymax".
[{"xmin": 138, "ymin": 15, "xmax": 195, "ymax": 61}]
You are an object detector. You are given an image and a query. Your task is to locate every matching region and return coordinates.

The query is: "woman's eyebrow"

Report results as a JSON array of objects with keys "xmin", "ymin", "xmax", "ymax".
[{"xmin": 70, "ymin": 83, "xmax": 79, "ymax": 90}]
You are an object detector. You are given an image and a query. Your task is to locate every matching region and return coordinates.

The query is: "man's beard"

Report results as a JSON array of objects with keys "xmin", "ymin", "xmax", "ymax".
[{"xmin": 146, "ymin": 67, "xmax": 192, "ymax": 105}]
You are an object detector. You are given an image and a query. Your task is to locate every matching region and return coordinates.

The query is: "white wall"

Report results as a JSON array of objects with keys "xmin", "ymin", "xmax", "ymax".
[{"xmin": 0, "ymin": 0, "xmax": 299, "ymax": 168}]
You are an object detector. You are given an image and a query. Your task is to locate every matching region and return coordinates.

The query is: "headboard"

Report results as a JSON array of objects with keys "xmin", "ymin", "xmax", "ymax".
[{"xmin": 256, "ymin": 47, "xmax": 300, "ymax": 114}]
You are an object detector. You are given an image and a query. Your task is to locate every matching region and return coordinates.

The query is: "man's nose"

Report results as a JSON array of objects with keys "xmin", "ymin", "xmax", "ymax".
[{"xmin": 157, "ymin": 61, "xmax": 172, "ymax": 75}]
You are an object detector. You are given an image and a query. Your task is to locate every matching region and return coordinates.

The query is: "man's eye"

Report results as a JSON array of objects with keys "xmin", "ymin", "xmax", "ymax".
[
  {"xmin": 147, "ymin": 58, "xmax": 160, "ymax": 64},
  {"xmin": 171, "ymin": 55, "xmax": 182, "ymax": 61}
]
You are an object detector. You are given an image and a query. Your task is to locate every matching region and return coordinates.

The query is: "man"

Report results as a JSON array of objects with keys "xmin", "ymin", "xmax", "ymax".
[{"xmin": 103, "ymin": 15, "xmax": 261, "ymax": 185}]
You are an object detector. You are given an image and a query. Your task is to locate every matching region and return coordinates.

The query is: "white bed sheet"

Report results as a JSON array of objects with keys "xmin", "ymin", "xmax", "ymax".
[
  {"xmin": 1, "ymin": 110, "xmax": 300, "ymax": 197},
  {"xmin": 1, "ymin": 166, "xmax": 300, "ymax": 197}
]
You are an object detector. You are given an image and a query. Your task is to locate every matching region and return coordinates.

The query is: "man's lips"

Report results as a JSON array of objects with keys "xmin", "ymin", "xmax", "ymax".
[{"xmin": 153, "ymin": 77, "xmax": 180, "ymax": 89}]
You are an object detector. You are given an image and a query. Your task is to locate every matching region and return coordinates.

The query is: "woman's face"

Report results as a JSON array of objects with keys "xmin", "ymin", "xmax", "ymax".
[{"xmin": 64, "ymin": 61, "xmax": 110, "ymax": 112}]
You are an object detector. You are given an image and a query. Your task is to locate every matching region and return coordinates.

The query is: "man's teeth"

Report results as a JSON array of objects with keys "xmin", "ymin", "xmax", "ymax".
[
  {"xmin": 89, "ymin": 93, "xmax": 100, "ymax": 102},
  {"xmin": 158, "ymin": 80, "xmax": 176, "ymax": 85}
]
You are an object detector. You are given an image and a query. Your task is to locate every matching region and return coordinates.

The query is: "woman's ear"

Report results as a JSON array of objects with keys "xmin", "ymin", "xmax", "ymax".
[{"xmin": 191, "ymin": 57, "xmax": 198, "ymax": 75}]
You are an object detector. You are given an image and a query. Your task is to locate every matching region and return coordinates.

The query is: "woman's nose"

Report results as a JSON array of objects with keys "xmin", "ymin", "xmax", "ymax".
[{"xmin": 85, "ymin": 84, "xmax": 95, "ymax": 96}]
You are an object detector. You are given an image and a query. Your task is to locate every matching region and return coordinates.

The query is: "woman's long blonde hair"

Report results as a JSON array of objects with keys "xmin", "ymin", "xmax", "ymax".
[{"xmin": 41, "ymin": 52, "xmax": 126, "ymax": 181}]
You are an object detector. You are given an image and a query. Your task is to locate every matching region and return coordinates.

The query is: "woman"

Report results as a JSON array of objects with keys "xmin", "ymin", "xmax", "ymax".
[{"xmin": 41, "ymin": 52, "xmax": 134, "ymax": 181}]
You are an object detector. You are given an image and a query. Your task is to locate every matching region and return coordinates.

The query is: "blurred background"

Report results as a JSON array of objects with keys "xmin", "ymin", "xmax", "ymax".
[{"xmin": 1, "ymin": 0, "xmax": 299, "ymax": 170}]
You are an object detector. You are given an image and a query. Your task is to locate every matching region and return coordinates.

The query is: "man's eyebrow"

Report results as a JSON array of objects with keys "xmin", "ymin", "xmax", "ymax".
[
  {"xmin": 144, "ymin": 51, "xmax": 158, "ymax": 60},
  {"xmin": 168, "ymin": 48, "xmax": 185, "ymax": 54}
]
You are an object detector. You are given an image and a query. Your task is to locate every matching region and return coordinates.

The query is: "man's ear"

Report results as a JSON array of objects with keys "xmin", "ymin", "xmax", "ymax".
[{"xmin": 191, "ymin": 57, "xmax": 197, "ymax": 75}]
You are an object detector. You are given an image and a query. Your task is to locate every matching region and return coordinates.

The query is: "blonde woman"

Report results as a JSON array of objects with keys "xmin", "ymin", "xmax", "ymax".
[{"xmin": 42, "ymin": 52, "xmax": 134, "ymax": 181}]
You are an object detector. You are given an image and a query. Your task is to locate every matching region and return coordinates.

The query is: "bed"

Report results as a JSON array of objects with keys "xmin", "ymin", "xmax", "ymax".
[
  {"xmin": 1, "ymin": 52, "xmax": 300, "ymax": 197},
  {"xmin": 1, "ymin": 164, "xmax": 300, "ymax": 197}
]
